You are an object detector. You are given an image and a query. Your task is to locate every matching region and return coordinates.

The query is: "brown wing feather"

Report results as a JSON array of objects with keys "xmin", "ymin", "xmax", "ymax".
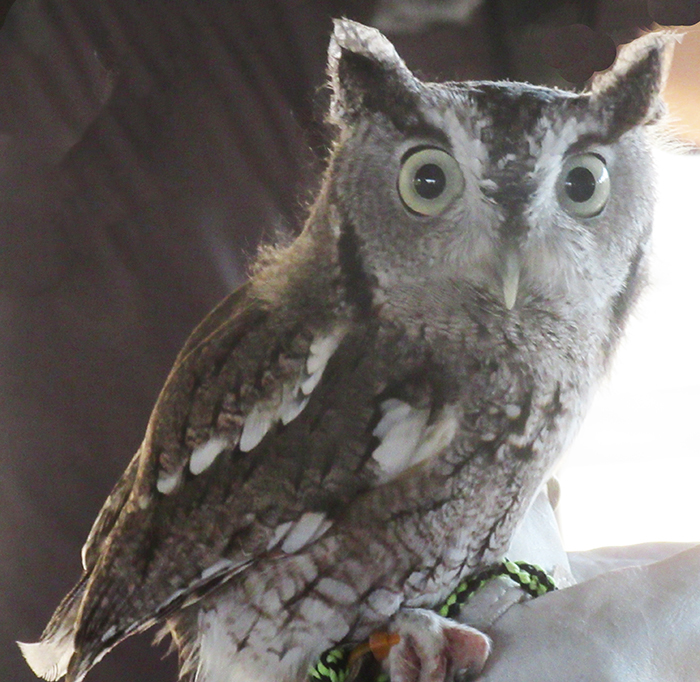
[{"xmin": 65, "ymin": 295, "xmax": 404, "ymax": 680}]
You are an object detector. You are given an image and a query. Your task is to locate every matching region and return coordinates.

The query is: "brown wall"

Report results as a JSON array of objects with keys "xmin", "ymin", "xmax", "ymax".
[{"xmin": 666, "ymin": 22, "xmax": 700, "ymax": 144}]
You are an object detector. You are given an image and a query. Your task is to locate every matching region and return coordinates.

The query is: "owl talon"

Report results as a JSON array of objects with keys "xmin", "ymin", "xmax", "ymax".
[
  {"xmin": 369, "ymin": 630, "xmax": 402, "ymax": 661},
  {"xmin": 347, "ymin": 630, "xmax": 401, "ymax": 673},
  {"xmin": 383, "ymin": 609, "xmax": 490, "ymax": 682}
]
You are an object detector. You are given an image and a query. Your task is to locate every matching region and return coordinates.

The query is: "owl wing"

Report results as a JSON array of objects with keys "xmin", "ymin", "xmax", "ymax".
[
  {"xmin": 79, "ymin": 282, "xmax": 254, "ymax": 574},
  {"xmin": 28, "ymin": 280, "xmax": 448, "ymax": 682}
]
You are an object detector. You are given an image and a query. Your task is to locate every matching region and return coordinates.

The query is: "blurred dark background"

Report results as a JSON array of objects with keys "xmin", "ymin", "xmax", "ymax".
[{"xmin": 1, "ymin": 1, "xmax": 698, "ymax": 681}]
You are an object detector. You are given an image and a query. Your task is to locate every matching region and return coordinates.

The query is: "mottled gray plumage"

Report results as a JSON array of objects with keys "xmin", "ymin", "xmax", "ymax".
[{"xmin": 20, "ymin": 19, "xmax": 672, "ymax": 682}]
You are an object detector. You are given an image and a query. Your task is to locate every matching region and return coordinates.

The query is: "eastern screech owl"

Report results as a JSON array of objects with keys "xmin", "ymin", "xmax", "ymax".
[{"xmin": 20, "ymin": 18, "xmax": 671, "ymax": 682}]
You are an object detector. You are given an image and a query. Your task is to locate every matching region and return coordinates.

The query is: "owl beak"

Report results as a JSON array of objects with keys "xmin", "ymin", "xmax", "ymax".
[{"xmin": 499, "ymin": 250, "xmax": 520, "ymax": 310}]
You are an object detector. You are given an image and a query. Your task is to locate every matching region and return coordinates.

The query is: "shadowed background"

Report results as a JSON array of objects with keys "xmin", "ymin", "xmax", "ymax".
[{"xmin": 1, "ymin": 1, "xmax": 698, "ymax": 681}]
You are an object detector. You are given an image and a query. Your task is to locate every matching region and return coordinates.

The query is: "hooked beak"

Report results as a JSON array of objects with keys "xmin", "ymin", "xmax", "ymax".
[{"xmin": 499, "ymin": 249, "xmax": 521, "ymax": 311}]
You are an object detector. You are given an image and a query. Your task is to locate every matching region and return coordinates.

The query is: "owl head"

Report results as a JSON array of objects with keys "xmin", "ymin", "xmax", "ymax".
[{"xmin": 322, "ymin": 20, "xmax": 673, "ymax": 329}]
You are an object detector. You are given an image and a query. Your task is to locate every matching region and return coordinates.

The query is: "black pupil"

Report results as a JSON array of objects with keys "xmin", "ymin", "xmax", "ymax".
[
  {"xmin": 414, "ymin": 163, "xmax": 446, "ymax": 200},
  {"xmin": 565, "ymin": 166, "xmax": 597, "ymax": 203}
]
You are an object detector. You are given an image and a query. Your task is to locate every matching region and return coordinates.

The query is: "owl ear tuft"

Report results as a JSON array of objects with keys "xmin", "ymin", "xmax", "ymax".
[
  {"xmin": 589, "ymin": 31, "xmax": 678, "ymax": 135},
  {"xmin": 328, "ymin": 19, "xmax": 419, "ymax": 127}
]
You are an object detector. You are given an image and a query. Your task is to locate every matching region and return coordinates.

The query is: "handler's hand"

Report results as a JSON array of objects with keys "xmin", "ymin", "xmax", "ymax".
[{"xmin": 479, "ymin": 544, "xmax": 700, "ymax": 682}]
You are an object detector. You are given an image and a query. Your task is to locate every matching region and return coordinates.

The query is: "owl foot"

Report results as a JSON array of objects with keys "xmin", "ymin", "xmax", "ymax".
[{"xmin": 383, "ymin": 608, "xmax": 491, "ymax": 682}]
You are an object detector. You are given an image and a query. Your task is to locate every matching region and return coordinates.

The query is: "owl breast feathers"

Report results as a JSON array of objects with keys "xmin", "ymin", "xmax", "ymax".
[{"xmin": 20, "ymin": 19, "xmax": 672, "ymax": 682}]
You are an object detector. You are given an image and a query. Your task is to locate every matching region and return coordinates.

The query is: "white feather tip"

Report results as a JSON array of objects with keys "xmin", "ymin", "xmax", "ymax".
[{"xmin": 18, "ymin": 637, "xmax": 74, "ymax": 681}]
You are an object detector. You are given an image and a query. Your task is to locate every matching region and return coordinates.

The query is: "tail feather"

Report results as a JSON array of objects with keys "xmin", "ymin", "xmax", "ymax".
[
  {"xmin": 18, "ymin": 637, "xmax": 74, "ymax": 682},
  {"xmin": 18, "ymin": 575, "xmax": 88, "ymax": 681}
]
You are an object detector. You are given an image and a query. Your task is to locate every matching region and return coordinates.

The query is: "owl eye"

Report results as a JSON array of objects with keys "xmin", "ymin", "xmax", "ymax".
[
  {"xmin": 398, "ymin": 147, "xmax": 464, "ymax": 216},
  {"xmin": 558, "ymin": 153, "xmax": 611, "ymax": 218}
]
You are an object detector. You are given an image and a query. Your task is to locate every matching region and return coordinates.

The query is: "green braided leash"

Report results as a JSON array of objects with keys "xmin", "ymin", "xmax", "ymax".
[
  {"xmin": 438, "ymin": 559, "xmax": 557, "ymax": 619},
  {"xmin": 308, "ymin": 560, "xmax": 557, "ymax": 682},
  {"xmin": 309, "ymin": 648, "xmax": 356, "ymax": 682}
]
